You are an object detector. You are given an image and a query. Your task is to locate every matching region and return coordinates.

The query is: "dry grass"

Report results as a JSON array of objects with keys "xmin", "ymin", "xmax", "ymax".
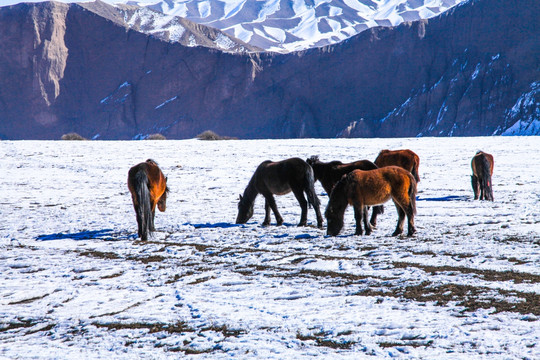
[
  {"xmin": 61, "ymin": 132, "xmax": 87, "ymax": 140},
  {"xmin": 196, "ymin": 130, "xmax": 237, "ymax": 140}
]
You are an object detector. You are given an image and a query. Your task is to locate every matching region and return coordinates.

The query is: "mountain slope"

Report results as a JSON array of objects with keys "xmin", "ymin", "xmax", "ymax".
[
  {"xmin": 0, "ymin": 0, "xmax": 538, "ymax": 139},
  {"xmin": 129, "ymin": 0, "xmax": 467, "ymax": 52}
]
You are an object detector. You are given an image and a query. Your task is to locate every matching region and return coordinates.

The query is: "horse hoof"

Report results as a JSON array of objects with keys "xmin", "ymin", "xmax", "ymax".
[
  {"xmin": 262, "ymin": 222, "xmax": 270, "ymax": 226},
  {"xmin": 392, "ymin": 231, "xmax": 402, "ymax": 236}
]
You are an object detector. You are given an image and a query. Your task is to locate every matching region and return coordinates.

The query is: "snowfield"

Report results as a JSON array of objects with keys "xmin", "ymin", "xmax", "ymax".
[{"xmin": 0, "ymin": 137, "xmax": 539, "ymax": 359}]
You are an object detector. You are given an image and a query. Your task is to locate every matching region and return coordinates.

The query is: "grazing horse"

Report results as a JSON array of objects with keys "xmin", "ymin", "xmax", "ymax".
[
  {"xmin": 471, "ymin": 151, "xmax": 494, "ymax": 201},
  {"xmin": 325, "ymin": 166, "xmax": 417, "ymax": 237},
  {"xmin": 127, "ymin": 159, "xmax": 169, "ymax": 240},
  {"xmin": 370, "ymin": 149, "xmax": 421, "ymax": 227},
  {"xmin": 236, "ymin": 158, "xmax": 323, "ymax": 228},
  {"xmin": 306, "ymin": 155, "xmax": 378, "ymax": 195}
]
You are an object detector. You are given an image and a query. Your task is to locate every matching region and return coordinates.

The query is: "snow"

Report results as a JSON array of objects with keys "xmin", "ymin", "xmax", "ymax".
[
  {"xmin": 0, "ymin": 137, "xmax": 539, "ymax": 358},
  {"xmin": 4, "ymin": 0, "xmax": 466, "ymax": 52},
  {"xmin": 155, "ymin": 96, "xmax": 178, "ymax": 109}
]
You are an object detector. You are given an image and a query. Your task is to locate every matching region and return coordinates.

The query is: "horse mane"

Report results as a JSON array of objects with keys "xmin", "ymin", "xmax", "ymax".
[
  {"xmin": 146, "ymin": 159, "xmax": 159, "ymax": 166},
  {"xmin": 328, "ymin": 160, "xmax": 344, "ymax": 167},
  {"xmin": 328, "ymin": 174, "xmax": 350, "ymax": 212}
]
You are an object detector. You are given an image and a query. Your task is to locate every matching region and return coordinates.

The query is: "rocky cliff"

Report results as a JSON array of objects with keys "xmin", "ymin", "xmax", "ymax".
[{"xmin": 0, "ymin": 0, "xmax": 538, "ymax": 139}]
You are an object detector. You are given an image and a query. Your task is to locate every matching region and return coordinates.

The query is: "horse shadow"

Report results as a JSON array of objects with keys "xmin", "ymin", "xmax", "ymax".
[
  {"xmin": 36, "ymin": 229, "xmax": 137, "ymax": 241},
  {"xmin": 187, "ymin": 222, "xmax": 246, "ymax": 229},
  {"xmin": 417, "ymin": 195, "xmax": 469, "ymax": 202}
]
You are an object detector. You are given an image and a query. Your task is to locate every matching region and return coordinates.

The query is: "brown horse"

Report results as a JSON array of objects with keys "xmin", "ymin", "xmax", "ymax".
[
  {"xmin": 370, "ymin": 149, "xmax": 421, "ymax": 226},
  {"xmin": 306, "ymin": 155, "xmax": 378, "ymax": 195},
  {"xmin": 236, "ymin": 158, "xmax": 323, "ymax": 228},
  {"xmin": 325, "ymin": 166, "xmax": 417, "ymax": 237},
  {"xmin": 127, "ymin": 159, "xmax": 169, "ymax": 240},
  {"xmin": 471, "ymin": 151, "xmax": 494, "ymax": 201}
]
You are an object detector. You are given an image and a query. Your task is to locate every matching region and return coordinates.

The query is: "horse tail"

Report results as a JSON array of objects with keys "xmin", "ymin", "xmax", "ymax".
[
  {"xmin": 304, "ymin": 165, "xmax": 320, "ymax": 209},
  {"xmin": 407, "ymin": 172, "xmax": 417, "ymax": 215},
  {"xmin": 132, "ymin": 169, "xmax": 153, "ymax": 240},
  {"xmin": 411, "ymin": 156, "xmax": 420, "ymax": 183},
  {"xmin": 480, "ymin": 154, "xmax": 494, "ymax": 201}
]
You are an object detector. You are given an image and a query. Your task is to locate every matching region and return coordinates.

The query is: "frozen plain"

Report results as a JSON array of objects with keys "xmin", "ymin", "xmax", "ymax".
[{"xmin": 0, "ymin": 137, "xmax": 538, "ymax": 359}]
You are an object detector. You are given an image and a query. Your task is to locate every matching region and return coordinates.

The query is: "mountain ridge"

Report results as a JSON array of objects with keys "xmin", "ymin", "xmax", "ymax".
[{"xmin": 0, "ymin": 0, "xmax": 538, "ymax": 139}]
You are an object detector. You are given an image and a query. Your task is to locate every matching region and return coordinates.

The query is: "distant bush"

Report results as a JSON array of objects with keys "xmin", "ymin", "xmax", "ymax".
[
  {"xmin": 196, "ymin": 130, "xmax": 237, "ymax": 140},
  {"xmin": 146, "ymin": 133, "xmax": 167, "ymax": 140},
  {"xmin": 61, "ymin": 133, "xmax": 87, "ymax": 140}
]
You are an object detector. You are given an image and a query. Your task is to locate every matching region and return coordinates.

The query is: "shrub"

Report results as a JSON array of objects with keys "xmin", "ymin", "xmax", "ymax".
[
  {"xmin": 196, "ymin": 130, "xmax": 237, "ymax": 140},
  {"xmin": 146, "ymin": 133, "xmax": 167, "ymax": 140},
  {"xmin": 61, "ymin": 132, "xmax": 86, "ymax": 140}
]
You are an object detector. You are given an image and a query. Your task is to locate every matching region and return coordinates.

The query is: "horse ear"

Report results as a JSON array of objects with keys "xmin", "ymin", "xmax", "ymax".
[{"xmin": 239, "ymin": 194, "xmax": 243, "ymax": 201}]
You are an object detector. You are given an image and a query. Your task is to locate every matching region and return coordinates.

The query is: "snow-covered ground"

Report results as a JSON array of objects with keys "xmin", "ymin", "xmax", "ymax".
[{"xmin": 0, "ymin": 137, "xmax": 538, "ymax": 359}]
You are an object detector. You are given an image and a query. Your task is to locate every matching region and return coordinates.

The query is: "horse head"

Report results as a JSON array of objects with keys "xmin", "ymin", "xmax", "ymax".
[
  {"xmin": 325, "ymin": 204, "xmax": 344, "ymax": 236},
  {"xmin": 235, "ymin": 194, "xmax": 254, "ymax": 224},
  {"xmin": 157, "ymin": 182, "xmax": 169, "ymax": 212},
  {"xmin": 306, "ymin": 155, "xmax": 319, "ymax": 166}
]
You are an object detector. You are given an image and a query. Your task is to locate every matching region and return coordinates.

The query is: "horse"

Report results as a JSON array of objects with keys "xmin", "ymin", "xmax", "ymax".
[
  {"xmin": 236, "ymin": 158, "xmax": 323, "ymax": 228},
  {"xmin": 325, "ymin": 166, "xmax": 417, "ymax": 237},
  {"xmin": 306, "ymin": 155, "xmax": 378, "ymax": 195},
  {"xmin": 127, "ymin": 159, "xmax": 169, "ymax": 240},
  {"xmin": 471, "ymin": 151, "xmax": 494, "ymax": 201},
  {"xmin": 370, "ymin": 149, "xmax": 421, "ymax": 226}
]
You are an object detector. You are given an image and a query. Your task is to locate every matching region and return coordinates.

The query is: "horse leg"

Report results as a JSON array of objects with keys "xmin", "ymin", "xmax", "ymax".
[
  {"xmin": 471, "ymin": 175, "xmax": 479, "ymax": 200},
  {"xmin": 292, "ymin": 188, "xmax": 308, "ymax": 227},
  {"xmin": 392, "ymin": 202, "xmax": 406, "ymax": 236},
  {"xmin": 150, "ymin": 201, "xmax": 157, "ymax": 231},
  {"xmin": 353, "ymin": 205, "xmax": 363, "ymax": 235},
  {"xmin": 263, "ymin": 199, "xmax": 272, "ymax": 226},
  {"xmin": 263, "ymin": 193, "xmax": 284, "ymax": 226},
  {"xmin": 405, "ymin": 203, "xmax": 416, "ymax": 236},
  {"xmin": 370, "ymin": 205, "xmax": 384, "ymax": 227},
  {"xmin": 314, "ymin": 205, "xmax": 324, "ymax": 229},
  {"xmin": 363, "ymin": 206, "xmax": 373, "ymax": 235}
]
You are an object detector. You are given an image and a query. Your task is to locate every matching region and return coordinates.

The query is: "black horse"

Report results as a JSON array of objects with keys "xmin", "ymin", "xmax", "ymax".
[
  {"xmin": 306, "ymin": 156, "xmax": 378, "ymax": 195},
  {"xmin": 471, "ymin": 151, "xmax": 494, "ymax": 201},
  {"xmin": 236, "ymin": 158, "xmax": 323, "ymax": 228}
]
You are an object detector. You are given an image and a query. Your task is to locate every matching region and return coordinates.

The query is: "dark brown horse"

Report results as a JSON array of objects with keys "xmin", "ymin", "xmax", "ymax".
[
  {"xmin": 236, "ymin": 158, "xmax": 323, "ymax": 228},
  {"xmin": 306, "ymin": 156, "xmax": 378, "ymax": 195},
  {"xmin": 370, "ymin": 149, "xmax": 421, "ymax": 226},
  {"xmin": 128, "ymin": 159, "xmax": 169, "ymax": 240},
  {"xmin": 325, "ymin": 166, "xmax": 417, "ymax": 237},
  {"xmin": 471, "ymin": 151, "xmax": 494, "ymax": 201}
]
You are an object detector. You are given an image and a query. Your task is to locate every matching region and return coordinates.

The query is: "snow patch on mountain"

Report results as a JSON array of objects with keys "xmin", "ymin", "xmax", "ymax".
[
  {"xmin": 118, "ymin": 0, "xmax": 468, "ymax": 51},
  {"xmin": 500, "ymin": 82, "xmax": 540, "ymax": 136}
]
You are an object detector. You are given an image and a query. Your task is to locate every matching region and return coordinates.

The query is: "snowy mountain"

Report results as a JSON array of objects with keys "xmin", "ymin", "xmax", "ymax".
[
  {"xmin": 1, "ymin": 0, "xmax": 466, "ymax": 51},
  {"xmin": 0, "ymin": 0, "xmax": 538, "ymax": 139},
  {"xmin": 119, "ymin": 0, "xmax": 468, "ymax": 52}
]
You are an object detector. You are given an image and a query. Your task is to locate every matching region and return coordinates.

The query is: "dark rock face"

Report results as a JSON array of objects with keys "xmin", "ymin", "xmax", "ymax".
[{"xmin": 0, "ymin": 0, "xmax": 538, "ymax": 139}]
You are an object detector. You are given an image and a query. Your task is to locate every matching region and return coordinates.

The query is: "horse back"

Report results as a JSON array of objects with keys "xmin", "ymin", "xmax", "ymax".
[
  {"xmin": 472, "ymin": 151, "xmax": 494, "ymax": 176},
  {"xmin": 375, "ymin": 149, "xmax": 419, "ymax": 182},
  {"xmin": 255, "ymin": 158, "xmax": 310, "ymax": 194},
  {"xmin": 129, "ymin": 160, "xmax": 167, "ymax": 202}
]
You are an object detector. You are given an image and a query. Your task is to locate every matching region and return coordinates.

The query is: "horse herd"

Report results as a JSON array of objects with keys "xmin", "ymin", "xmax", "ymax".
[{"xmin": 127, "ymin": 150, "xmax": 494, "ymax": 241}]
